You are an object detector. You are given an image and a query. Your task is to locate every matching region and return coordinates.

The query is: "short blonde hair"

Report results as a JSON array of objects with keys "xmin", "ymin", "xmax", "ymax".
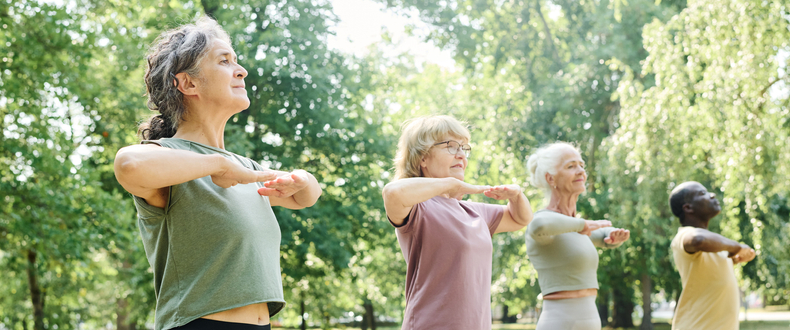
[
  {"xmin": 393, "ymin": 115, "xmax": 471, "ymax": 180},
  {"xmin": 527, "ymin": 142, "xmax": 582, "ymax": 194}
]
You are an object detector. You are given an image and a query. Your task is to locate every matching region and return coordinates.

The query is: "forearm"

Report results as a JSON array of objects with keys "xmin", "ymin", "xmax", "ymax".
[
  {"xmin": 506, "ymin": 193, "xmax": 532, "ymax": 226},
  {"xmin": 529, "ymin": 212, "xmax": 585, "ymax": 237},
  {"xmin": 383, "ymin": 177, "xmax": 459, "ymax": 209},
  {"xmin": 290, "ymin": 170, "xmax": 322, "ymax": 207},
  {"xmin": 686, "ymin": 232, "xmax": 742, "ymax": 255},
  {"xmin": 115, "ymin": 145, "xmax": 226, "ymax": 192}
]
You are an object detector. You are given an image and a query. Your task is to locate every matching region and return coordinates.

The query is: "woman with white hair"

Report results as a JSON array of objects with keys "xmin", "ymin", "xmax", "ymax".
[
  {"xmin": 525, "ymin": 142, "xmax": 630, "ymax": 330},
  {"xmin": 114, "ymin": 17, "xmax": 322, "ymax": 330},
  {"xmin": 382, "ymin": 115, "xmax": 533, "ymax": 330}
]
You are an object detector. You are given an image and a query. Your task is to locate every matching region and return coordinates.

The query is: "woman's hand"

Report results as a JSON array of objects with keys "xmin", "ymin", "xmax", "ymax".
[
  {"xmin": 257, "ymin": 170, "xmax": 310, "ymax": 198},
  {"xmin": 604, "ymin": 228, "xmax": 630, "ymax": 245},
  {"xmin": 446, "ymin": 179, "xmax": 490, "ymax": 199},
  {"xmin": 484, "ymin": 185, "xmax": 522, "ymax": 200},
  {"xmin": 578, "ymin": 220, "xmax": 612, "ymax": 236},
  {"xmin": 211, "ymin": 158, "xmax": 277, "ymax": 188}
]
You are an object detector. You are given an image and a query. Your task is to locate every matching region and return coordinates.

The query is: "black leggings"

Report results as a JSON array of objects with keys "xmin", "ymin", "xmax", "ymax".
[{"xmin": 174, "ymin": 318, "xmax": 272, "ymax": 330}]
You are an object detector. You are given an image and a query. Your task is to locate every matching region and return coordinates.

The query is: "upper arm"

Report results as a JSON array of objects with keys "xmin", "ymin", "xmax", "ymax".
[
  {"xmin": 114, "ymin": 144, "xmax": 165, "ymax": 199},
  {"xmin": 495, "ymin": 205, "xmax": 525, "ymax": 234},
  {"xmin": 382, "ymin": 184, "xmax": 413, "ymax": 226},
  {"xmin": 681, "ymin": 229, "xmax": 704, "ymax": 254}
]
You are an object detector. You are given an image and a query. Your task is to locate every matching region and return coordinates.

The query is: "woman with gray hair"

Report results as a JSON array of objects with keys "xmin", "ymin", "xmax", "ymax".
[
  {"xmin": 114, "ymin": 17, "xmax": 322, "ymax": 330},
  {"xmin": 525, "ymin": 142, "xmax": 629, "ymax": 330},
  {"xmin": 382, "ymin": 115, "xmax": 533, "ymax": 330}
]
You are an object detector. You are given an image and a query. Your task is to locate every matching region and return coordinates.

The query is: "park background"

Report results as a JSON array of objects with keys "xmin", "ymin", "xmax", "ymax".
[{"xmin": 1, "ymin": 0, "xmax": 789, "ymax": 329}]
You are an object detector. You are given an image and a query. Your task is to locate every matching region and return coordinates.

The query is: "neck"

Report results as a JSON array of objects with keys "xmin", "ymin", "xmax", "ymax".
[
  {"xmin": 546, "ymin": 191, "xmax": 579, "ymax": 217},
  {"xmin": 171, "ymin": 104, "xmax": 233, "ymax": 149},
  {"xmin": 682, "ymin": 216, "xmax": 709, "ymax": 229}
]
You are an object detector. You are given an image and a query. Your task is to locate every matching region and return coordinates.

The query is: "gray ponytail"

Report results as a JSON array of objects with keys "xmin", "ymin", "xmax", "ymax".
[{"xmin": 139, "ymin": 17, "xmax": 231, "ymax": 140}]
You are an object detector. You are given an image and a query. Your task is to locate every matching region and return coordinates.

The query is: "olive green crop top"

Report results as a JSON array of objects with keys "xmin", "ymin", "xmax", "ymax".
[
  {"xmin": 525, "ymin": 210, "xmax": 622, "ymax": 296},
  {"xmin": 132, "ymin": 138, "xmax": 285, "ymax": 330}
]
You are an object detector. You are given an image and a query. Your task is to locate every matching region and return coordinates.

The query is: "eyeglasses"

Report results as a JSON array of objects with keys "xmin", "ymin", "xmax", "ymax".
[{"xmin": 434, "ymin": 140, "xmax": 472, "ymax": 157}]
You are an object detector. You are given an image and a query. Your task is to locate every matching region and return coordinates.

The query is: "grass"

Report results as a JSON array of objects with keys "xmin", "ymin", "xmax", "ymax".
[{"xmin": 274, "ymin": 321, "xmax": 790, "ymax": 330}]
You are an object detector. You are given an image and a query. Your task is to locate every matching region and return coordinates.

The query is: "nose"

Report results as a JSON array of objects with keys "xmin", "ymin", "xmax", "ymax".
[
  {"xmin": 455, "ymin": 149, "xmax": 467, "ymax": 159},
  {"xmin": 235, "ymin": 64, "xmax": 248, "ymax": 79}
]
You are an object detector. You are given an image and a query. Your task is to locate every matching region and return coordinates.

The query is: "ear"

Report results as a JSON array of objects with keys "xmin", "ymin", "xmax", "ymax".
[
  {"xmin": 682, "ymin": 203, "xmax": 694, "ymax": 214},
  {"xmin": 175, "ymin": 72, "xmax": 199, "ymax": 96},
  {"xmin": 545, "ymin": 172, "xmax": 554, "ymax": 187}
]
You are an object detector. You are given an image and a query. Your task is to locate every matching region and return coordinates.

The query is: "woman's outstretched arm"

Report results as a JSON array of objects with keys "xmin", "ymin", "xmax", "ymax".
[
  {"xmin": 382, "ymin": 177, "xmax": 489, "ymax": 225},
  {"xmin": 114, "ymin": 144, "xmax": 275, "ymax": 206}
]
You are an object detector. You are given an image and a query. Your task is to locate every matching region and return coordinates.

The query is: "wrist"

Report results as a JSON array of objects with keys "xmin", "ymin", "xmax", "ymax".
[
  {"xmin": 727, "ymin": 243, "xmax": 743, "ymax": 257},
  {"xmin": 210, "ymin": 154, "xmax": 231, "ymax": 174}
]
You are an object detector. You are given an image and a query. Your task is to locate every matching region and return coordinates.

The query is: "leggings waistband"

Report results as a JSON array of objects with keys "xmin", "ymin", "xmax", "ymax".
[{"xmin": 175, "ymin": 318, "xmax": 272, "ymax": 330}]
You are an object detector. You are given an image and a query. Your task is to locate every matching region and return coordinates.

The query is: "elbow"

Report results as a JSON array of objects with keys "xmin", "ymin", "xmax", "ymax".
[
  {"xmin": 113, "ymin": 149, "xmax": 141, "ymax": 181},
  {"xmin": 528, "ymin": 221, "xmax": 547, "ymax": 236},
  {"xmin": 688, "ymin": 234, "xmax": 706, "ymax": 250},
  {"xmin": 382, "ymin": 182, "xmax": 401, "ymax": 203}
]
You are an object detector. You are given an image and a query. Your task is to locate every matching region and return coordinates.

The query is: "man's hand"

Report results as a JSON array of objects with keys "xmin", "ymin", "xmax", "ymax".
[{"xmin": 731, "ymin": 243, "xmax": 756, "ymax": 264}]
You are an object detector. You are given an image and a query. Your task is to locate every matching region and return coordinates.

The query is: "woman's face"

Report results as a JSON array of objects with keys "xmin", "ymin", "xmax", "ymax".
[
  {"xmin": 195, "ymin": 39, "xmax": 249, "ymax": 112},
  {"xmin": 420, "ymin": 135, "xmax": 470, "ymax": 181},
  {"xmin": 547, "ymin": 149, "xmax": 586, "ymax": 196}
]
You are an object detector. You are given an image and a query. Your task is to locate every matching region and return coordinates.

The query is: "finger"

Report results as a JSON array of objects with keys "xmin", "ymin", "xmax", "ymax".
[
  {"xmin": 257, "ymin": 187, "xmax": 283, "ymax": 197},
  {"xmin": 265, "ymin": 177, "xmax": 295, "ymax": 187},
  {"xmin": 604, "ymin": 237, "xmax": 613, "ymax": 243},
  {"xmin": 291, "ymin": 172, "xmax": 307, "ymax": 183},
  {"xmin": 256, "ymin": 171, "xmax": 278, "ymax": 182}
]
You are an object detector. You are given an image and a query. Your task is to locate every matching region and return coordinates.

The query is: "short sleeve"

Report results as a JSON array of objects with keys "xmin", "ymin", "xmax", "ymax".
[
  {"xmin": 672, "ymin": 228, "xmax": 702, "ymax": 257},
  {"xmin": 389, "ymin": 202, "xmax": 422, "ymax": 233},
  {"xmin": 461, "ymin": 201, "xmax": 505, "ymax": 236}
]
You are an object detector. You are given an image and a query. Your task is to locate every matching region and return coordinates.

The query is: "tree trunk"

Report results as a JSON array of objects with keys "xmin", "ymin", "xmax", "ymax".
[
  {"xmin": 117, "ymin": 297, "xmax": 138, "ymax": 330},
  {"xmin": 640, "ymin": 273, "xmax": 654, "ymax": 330},
  {"xmin": 501, "ymin": 305, "xmax": 518, "ymax": 323},
  {"xmin": 611, "ymin": 280, "xmax": 635, "ymax": 328},
  {"xmin": 27, "ymin": 249, "xmax": 45, "ymax": 330},
  {"xmin": 363, "ymin": 298, "xmax": 377, "ymax": 330},
  {"xmin": 117, "ymin": 261, "xmax": 138, "ymax": 330},
  {"xmin": 300, "ymin": 298, "xmax": 307, "ymax": 330},
  {"xmin": 597, "ymin": 288, "xmax": 610, "ymax": 326}
]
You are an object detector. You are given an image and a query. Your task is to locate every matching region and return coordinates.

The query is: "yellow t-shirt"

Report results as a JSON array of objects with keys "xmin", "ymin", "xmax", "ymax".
[{"xmin": 670, "ymin": 226, "xmax": 740, "ymax": 330}]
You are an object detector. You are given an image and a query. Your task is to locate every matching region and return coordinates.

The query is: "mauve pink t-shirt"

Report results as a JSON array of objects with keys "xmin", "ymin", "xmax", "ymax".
[{"xmin": 392, "ymin": 195, "xmax": 505, "ymax": 330}]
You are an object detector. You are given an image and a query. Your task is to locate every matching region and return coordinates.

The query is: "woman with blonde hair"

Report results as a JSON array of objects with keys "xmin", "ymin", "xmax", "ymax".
[
  {"xmin": 114, "ymin": 17, "xmax": 322, "ymax": 330},
  {"xmin": 525, "ymin": 142, "xmax": 630, "ymax": 330},
  {"xmin": 382, "ymin": 115, "xmax": 533, "ymax": 330}
]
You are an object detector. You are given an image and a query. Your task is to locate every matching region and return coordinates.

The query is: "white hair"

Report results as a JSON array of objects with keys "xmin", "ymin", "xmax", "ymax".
[{"xmin": 527, "ymin": 142, "xmax": 582, "ymax": 194}]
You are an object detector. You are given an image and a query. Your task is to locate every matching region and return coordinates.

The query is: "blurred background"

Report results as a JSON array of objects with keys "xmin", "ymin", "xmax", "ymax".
[{"xmin": 1, "ymin": 0, "xmax": 789, "ymax": 329}]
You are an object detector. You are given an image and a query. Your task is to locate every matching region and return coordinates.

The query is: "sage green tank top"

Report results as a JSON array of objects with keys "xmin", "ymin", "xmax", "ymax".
[{"xmin": 132, "ymin": 138, "xmax": 285, "ymax": 330}]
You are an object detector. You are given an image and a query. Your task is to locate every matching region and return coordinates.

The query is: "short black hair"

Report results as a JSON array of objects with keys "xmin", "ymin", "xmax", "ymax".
[{"xmin": 669, "ymin": 183, "xmax": 693, "ymax": 222}]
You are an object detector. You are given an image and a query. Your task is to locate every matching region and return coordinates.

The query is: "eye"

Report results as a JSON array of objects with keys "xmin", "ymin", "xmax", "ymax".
[{"xmin": 221, "ymin": 59, "xmax": 230, "ymax": 64}]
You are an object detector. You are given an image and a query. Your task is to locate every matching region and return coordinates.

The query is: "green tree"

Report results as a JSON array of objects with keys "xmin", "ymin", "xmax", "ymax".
[{"xmin": 602, "ymin": 0, "xmax": 790, "ymax": 327}]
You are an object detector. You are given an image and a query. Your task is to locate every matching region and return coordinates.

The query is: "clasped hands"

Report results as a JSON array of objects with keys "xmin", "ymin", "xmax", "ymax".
[
  {"xmin": 210, "ymin": 158, "xmax": 310, "ymax": 198},
  {"xmin": 449, "ymin": 181, "xmax": 522, "ymax": 201},
  {"xmin": 579, "ymin": 220, "xmax": 630, "ymax": 245}
]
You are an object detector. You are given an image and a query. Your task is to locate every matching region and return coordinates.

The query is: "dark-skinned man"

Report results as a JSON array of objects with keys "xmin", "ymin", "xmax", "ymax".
[{"xmin": 669, "ymin": 181, "xmax": 756, "ymax": 330}]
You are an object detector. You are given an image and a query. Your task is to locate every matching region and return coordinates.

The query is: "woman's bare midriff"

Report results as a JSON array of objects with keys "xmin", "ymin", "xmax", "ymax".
[
  {"xmin": 543, "ymin": 288, "xmax": 597, "ymax": 300},
  {"xmin": 201, "ymin": 302, "xmax": 270, "ymax": 325}
]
